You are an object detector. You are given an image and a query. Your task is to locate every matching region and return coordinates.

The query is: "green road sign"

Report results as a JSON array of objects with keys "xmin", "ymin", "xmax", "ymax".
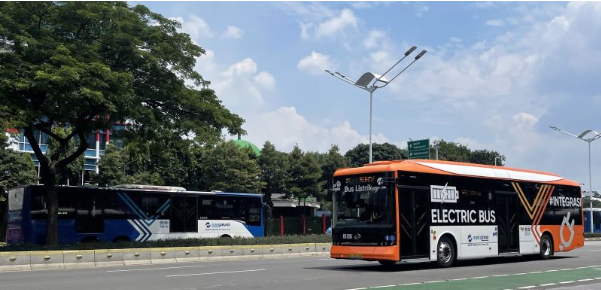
[{"xmin": 408, "ymin": 139, "xmax": 430, "ymax": 159}]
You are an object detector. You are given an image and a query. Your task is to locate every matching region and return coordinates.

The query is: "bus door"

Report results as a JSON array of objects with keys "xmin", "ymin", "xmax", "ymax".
[
  {"xmin": 398, "ymin": 187, "xmax": 430, "ymax": 258},
  {"xmin": 496, "ymin": 193, "xmax": 519, "ymax": 253},
  {"xmin": 76, "ymin": 193, "xmax": 104, "ymax": 233},
  {"xmin": 170, "ymin": 196, "xmax": 198, "ymax": 232}
]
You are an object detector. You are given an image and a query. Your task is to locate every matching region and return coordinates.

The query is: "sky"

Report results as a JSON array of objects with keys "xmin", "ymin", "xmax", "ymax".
[{"xmin": 138, "ymin": 1, "xmax": 601, "ymax": 189}]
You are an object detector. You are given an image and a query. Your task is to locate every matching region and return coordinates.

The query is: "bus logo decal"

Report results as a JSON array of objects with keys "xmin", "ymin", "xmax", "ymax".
[
  {"xmin": 117, "ymin": 192, "xmax": 171, "ymax": 242},
  {"xmin": 512, "ymin": 183, "xmax": 554, "ymax": 220},
  {"xmin": 430, "ymin": 184, "xmax": 458, "ymax": 203},
  {"xmin": 559, "ymin": 212, "xmax": 575, "ymax": 251},
  {"xmin": 511, "ymin": 183, "xmax": 555, "ymax": 245}
]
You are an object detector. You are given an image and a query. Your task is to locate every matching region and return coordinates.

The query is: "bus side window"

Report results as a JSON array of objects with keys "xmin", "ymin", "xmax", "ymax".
[
  {"xmin": 31, "ymin": 190, "xmax": 47, "ymax": 219},
  {"xmin": 199, "ymin": 198, "xmax": 214, "ymax": 220},
  {"xmin": 104, "ymin": 194, "xmax": 127, "ymax": 219}
]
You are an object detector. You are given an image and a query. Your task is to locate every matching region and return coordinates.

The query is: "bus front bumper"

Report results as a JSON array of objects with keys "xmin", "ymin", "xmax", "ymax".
[{"xmin": 330, "ymin": 245, "xmax": 398, "ymax": 261}]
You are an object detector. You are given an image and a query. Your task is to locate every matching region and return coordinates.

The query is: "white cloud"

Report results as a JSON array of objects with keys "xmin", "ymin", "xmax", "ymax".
[
  {"xmin": 254, "ymin": 72, "xmax": 276, "ymax": 91},
  {"xmin": 244, "ymin": 107, "xmax": 387, "ymax": 152},
  {"xmin": 222, "ymin": 58, "xmax": 257, "ymax": 77},
  {"xmin": 314, "ymin": 9, "xmax": 358, "ymax": 38},
  {"xmin": 300, "ymin": 22, "xmax": 313, "ymax": 40},
  {"xmin": 486, "ymin": 19, "xmax": 505, "ymax": 27},
  {"xmin": 297, "ymin": 51, "xmax": 337, "ymax": 75},
  {"xmin": 414, "ymin": 4, "xmax": 429, "ymax": 17},
  {"xmin": 221, "ymin": 25, "xmax": 244, "ymax": 39},
  {"xmin": 173, "ymin": 15, "xmax": 213, "ymax": 40},
  {"xmin": 449, "ymin": 37, "xmax": 462, "ymax": 43},
  {"xmin": 351, "ymin": 2, "xmax": 372, "ymax": 9},
  {"xmin": 364, "ymin": 30, "xmax": 386, "ymax": 49}
]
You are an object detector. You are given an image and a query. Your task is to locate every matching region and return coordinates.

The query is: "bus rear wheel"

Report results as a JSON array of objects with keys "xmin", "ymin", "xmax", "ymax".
[
  {"xmin": 378, "ymin": 260, "xmax": 397, "ymax": 267},
  {"xmin": 539, "ymin": 234, "xmax": 554, "ymax": 259},
  {"xmin": 437, "ymin": 236, "xmax": 456, "ymax": 268}
]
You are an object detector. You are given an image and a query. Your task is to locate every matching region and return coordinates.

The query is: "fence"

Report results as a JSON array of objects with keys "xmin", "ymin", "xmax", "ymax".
[{"xmin": 265, "ymin": 215, "xmax": 331, "ymax": 236}]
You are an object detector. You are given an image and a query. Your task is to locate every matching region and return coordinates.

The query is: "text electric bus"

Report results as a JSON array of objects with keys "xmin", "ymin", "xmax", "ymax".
[
  {"xmin": 330, "ymin": 160, "xmax": 583, "ymax": 267},
  {"xmin": 5, "ymin": 185, "xmax": 264, "ymax": 244}
]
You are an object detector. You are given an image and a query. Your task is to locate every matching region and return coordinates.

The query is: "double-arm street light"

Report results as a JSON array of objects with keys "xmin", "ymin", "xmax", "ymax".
[
  {"xmin": 325, "ymin": 46, "xmax": 427, "ymax": 163},
  {"xmin": 550, "ymin": 126, "xmax": 601, "ymax": 232}
]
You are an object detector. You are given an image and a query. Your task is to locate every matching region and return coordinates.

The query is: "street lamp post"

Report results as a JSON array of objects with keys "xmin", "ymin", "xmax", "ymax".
[
  {"xmin": 325, "ymin": 47, "xmax": 427, "ymax": 163},
  {"xmin": 550, "ymin": 126, "xmax": 601, "ymax": 233},
  {"xmin": 494, "ymin": 156, "xmax": 502, "ymax": 166}
]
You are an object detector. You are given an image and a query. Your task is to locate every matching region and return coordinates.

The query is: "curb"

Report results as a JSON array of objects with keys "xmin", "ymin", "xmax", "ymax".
[{"xmin": 0, "ymin": 243, "xmax": 332, "ymax": 272}]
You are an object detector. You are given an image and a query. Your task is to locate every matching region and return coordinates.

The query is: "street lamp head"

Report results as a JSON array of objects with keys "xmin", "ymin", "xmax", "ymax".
[
  {"xmin": 404, "ymin": 46, "xmax": 417, "ymax": 56},
  {"xmin": 415, "ymin": 50, "xmax": 427, "ymax": 60},
  {"xmin": 355, "ymin": 72, "xmax": 377, "ymax": 88},
  {"xmin": 549, "ymin": 126, "xmax": 559, "ymax": 131}
]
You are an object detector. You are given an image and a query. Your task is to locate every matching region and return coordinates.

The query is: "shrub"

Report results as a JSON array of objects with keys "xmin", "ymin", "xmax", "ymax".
[{"xmin": 0, "ymin": 235, "xmax": 331, "ymax": 252}]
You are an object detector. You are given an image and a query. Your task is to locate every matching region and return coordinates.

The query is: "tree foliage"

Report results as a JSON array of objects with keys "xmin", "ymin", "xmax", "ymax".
[
  {"xmin": 287, "ymin": 145, "xmax": 324, "ymax": 203},
  {"xmin": 344, "ymin": 143, "xmax": 406, "ymax": 167},
  {"xmin": 258, "ymin": 141, "xmax": 289, "ymax": 216},
  {"xmin": 0, "ymin": 2, "xmax": 244, "ymax": 244},
  {"xmin": 433, "ymin": 140, "xmax": 505, "ymax": 166},
  {"xmin": 200, "ymin": 141, "xmax": 264, "ymax": 193}
]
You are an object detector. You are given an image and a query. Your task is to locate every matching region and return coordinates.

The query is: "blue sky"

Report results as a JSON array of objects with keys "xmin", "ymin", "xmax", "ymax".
[{"xmin": 139, "ymin": 1, "xmax": 601, "ymax": 188}]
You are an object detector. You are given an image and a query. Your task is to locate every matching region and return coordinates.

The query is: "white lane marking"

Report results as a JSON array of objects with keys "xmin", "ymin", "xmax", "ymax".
[
  {"xmin": 539, "ymin": 283, "xmax": 556, "ymax": 286},
  {"xmin": 372, "ymin": 286, "xmax": 396, "ymax": 289},
  {"xmin": 423, "ymin": 280, "xmax": 444, "ymax": 283},
  {"xmin": 166, "ymin": 268, "xmax": 266, "ymax": 278},
  {"xmin": 107, "ymin": 265, "xmax": 203, "ymax": 273},
  {"xmin": 518, "ymin": 286, "xmax": 536, "ymax": 289},
  {"xmin": 578, "ymin": 278, "xmax": 594, "ymax": 282},
  {"xmin": 355, "ymin": 264, "xmax": 601, "ymax": 290},
  {"xmin": 558, "ymin": 280, "xmax": 575, "ymax": 284}
]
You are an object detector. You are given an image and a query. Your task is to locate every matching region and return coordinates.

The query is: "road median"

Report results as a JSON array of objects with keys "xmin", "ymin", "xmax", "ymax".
[{"xmin": 0, "ymin": 243, "xmax": 331, "ymax": 272}]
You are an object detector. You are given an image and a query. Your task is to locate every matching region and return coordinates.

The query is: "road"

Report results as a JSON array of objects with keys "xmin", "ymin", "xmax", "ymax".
[{"xmin": 3, "ymin": 241, "xmax": 601, "ymax": 290}]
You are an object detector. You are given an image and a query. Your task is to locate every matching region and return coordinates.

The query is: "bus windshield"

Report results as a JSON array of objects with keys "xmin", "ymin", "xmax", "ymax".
[{"xmin": 333, "ymin": 173, "xmax": 394, "ymax": 227}]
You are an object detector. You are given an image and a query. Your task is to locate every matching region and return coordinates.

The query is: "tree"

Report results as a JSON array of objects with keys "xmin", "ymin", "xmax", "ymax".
[
  {"xmin": 91, "ymin": 144, "xmax": 126, "ymax": 187},
  {"xmin": 258, "ymin": 141, "xmax": 289, "ymax": 217},
  {"xmin": 287, "ymin": 145, "xmax": 323, "ymax": 206},
  {"xmin": 46, "ymin": 126, "xmax": 84, "ymax": 186},
  {"xmin": 345, "ymin": 143, "xmax": 405, "ymax": 167},
  {"xmin": 0, "ymin": 2, "xmax": 244, "ymax": 244},
  {"xmin": 201, "ymin": 141, "xmax": 264, "ymax": 193},
  {"xmin": 433, "ymin": 140, "xmax": 505, "ymax": 166}
]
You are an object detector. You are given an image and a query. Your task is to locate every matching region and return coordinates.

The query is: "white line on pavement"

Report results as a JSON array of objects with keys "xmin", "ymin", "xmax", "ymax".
[
  {"xmin": 539, "ymin": 283, "xmax": 556, "ymax": 286},
  {"xmin": 166, "ymin": 269, "xmax": 266, "ymax": 278},
  {"xmin": 517, "ymin": 286, "xmax": 536, "ymax": 289},
  {"xmin": 107, "ymin": 265, "xmax": 203, "ymax": 273},
  {"xmin": 558, "ymin": 281, "xmax": 575, "ymax": 284}
]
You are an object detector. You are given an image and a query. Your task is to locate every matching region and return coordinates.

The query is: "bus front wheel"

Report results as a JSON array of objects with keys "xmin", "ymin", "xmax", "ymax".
[
  {"xmin": 539, "ymin": 234, "xmax": 554, "ymax": 259},
  {"xmin": 436, "ymin": 236, "xmax": 456, "ymax": 268}
]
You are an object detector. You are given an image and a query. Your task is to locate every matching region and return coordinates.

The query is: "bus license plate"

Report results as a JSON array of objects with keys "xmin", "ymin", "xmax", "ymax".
[{"xmin": 349, "ymin": 254, "xmax": 362, "ymax": 260}]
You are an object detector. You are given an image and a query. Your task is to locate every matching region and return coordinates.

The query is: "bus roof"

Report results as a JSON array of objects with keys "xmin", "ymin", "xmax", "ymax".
[
  {"xmin": 333, "ymin": 159, "xmax": 579, "ymax": 187},
  {"xmin": 21, "ymin": 185, "xmax": 261, "ymax": 197}
]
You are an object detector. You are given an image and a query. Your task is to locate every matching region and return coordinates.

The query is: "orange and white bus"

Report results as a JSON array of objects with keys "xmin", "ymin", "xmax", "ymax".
[{"xmin": 329, "ymin": 160, "xmax": 584, "ymax": 267}]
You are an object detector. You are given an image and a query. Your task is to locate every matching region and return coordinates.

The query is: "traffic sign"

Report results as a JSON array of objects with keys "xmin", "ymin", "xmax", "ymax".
[{"xmin": 408, "ymin": 139, "xmax": 430, "ymax": 159}]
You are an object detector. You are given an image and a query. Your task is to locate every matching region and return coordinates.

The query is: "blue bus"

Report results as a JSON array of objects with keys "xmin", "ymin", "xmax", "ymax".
[{"xmin": 5, "ymin": 185, "xmax": 264, "ymax": 244}]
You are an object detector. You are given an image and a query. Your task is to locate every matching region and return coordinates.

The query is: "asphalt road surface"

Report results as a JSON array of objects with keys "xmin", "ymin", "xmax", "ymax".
[{"xmin": 3, "ymin": 241, "xmax": 601, "ymax": 290}]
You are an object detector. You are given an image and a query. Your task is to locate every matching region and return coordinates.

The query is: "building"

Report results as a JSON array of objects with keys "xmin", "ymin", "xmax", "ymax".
[
  {"xmin": 270, "ymin": 193, "xmax": 321, "ymax": 217},
  {"xmin": 7, "ymin": 124, "xmax": 127, "ymax": 184}
]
